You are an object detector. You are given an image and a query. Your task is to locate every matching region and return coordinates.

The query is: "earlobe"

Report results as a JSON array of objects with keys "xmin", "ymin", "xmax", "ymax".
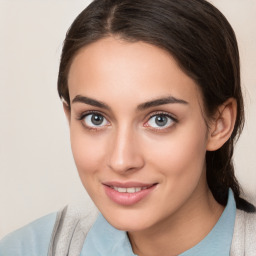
[{"xmin": 206, "ymin": 98, "xmax": 237, "ymax": 151}]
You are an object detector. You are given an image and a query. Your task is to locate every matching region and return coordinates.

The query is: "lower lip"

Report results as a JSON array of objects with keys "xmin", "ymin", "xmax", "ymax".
[{"xmin": 103, "ymin": 185, "xmax": 156, "ymax": 206}]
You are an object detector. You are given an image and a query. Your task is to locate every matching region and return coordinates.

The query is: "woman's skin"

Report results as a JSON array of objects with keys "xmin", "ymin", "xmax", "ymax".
[{"xmin": 64, "ymin": 37, "xmax": 237, "ymax": 256}]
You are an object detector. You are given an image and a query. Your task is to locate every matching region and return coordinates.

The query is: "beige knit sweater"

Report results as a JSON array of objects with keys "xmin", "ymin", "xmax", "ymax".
[
  {"xmin": 48, "ymin": 203, "xmax": 256, "ymax": 256},
  {"xmin": 231, "ymin": 209, "xmax": 256, "ymax": 255}
]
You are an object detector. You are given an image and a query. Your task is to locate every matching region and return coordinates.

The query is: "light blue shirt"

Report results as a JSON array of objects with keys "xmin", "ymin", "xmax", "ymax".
[
  {"xmin": 0, "ymin": 189, "xmax": 236, "ymax": 255},
  {"xmin": 81, "ymin": 189, "xmax": 236, "ymax": 256}
]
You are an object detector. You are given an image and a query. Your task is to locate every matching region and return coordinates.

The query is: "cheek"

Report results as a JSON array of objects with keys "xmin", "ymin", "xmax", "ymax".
[
  {"xmin": 144, "ymin": 124, "xmax": 208, "ymax": 212},
  {"xmin": 70, "ymin": 128, "xmax": 106, "ymax": 178},
  {"xmin": 147, "ymin": 123, "xmax": 208, "ymax": 181}
]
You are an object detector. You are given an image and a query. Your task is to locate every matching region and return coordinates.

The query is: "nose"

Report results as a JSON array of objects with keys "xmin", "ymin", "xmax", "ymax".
[{"xmin": 107, "ymin": 126, "xmax": 145, "ymax": 174}]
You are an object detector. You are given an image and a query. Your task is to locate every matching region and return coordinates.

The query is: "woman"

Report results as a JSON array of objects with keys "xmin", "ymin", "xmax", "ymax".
[{"xmin": 1, "ymin": 0, "xmax": 255, "ymax": 255}]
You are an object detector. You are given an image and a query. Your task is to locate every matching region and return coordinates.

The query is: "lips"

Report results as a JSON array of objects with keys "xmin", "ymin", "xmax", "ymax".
[{"xmin": 103, "ymin": 182, "xmax": 157, "ymax": 206}]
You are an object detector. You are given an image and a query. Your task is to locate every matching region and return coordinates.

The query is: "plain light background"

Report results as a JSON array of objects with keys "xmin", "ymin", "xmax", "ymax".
[{"xmin": 0, "ymin": 0, "xmax": 255, "ymax": 239}]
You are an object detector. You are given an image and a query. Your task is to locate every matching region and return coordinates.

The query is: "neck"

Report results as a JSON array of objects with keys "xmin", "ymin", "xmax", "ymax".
[{"xmin": 128, "ymin": 186, "xmax": 224, "ymax": 256}]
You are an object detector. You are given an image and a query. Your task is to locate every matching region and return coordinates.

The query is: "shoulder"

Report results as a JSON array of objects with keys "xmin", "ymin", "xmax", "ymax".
[
  {"xmin": 243, "ymin": 210, "xmax": 256, "ymax": 249},
  {"xmin": 231, "ymin": 209, "xmax": 256, "ymax": 256},
  {"xmin": 48, "ymin": 201, "xmax": 99, "ymax": 256},
  {"xmin": 0, "ymin": 200, "xmax": 99, "ymax": 256},
  {"xmin": 0, "ymin": 212, "xmax": 57, "ymax": 256}
]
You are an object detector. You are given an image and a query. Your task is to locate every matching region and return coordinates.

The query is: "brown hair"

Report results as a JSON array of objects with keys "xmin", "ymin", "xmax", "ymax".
[{"xmin": 57, "ymin": 0, "xmax": 255, "ymax": 212}]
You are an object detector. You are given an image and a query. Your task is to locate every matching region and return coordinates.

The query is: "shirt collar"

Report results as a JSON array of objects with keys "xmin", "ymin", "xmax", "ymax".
[{"xmin": 81, "ymin": 189, "xmax": 236, "ymax": 256}]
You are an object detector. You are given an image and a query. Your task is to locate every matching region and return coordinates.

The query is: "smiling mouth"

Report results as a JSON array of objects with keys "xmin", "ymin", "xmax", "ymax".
[{"xmin": 103, "ymin": 183, "xmax": 157, "ymax": 206}]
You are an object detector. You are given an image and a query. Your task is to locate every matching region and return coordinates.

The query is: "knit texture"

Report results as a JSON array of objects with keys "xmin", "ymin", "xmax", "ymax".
[{"xmin": 49, "ymin": 202, "xmax": 256, "ymax": 255}]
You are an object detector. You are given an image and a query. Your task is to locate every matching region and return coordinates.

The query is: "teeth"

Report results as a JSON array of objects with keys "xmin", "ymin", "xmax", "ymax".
[
  {"xmin": 127, "ymin": 187, "xmax": 136, "ymax": 193},
  {"xmin": 116, "ymin": 187, "xmax": 127, "ymax": 193},
  {"xmin": 113, "ymin": 187, "xmax": 146, "ymax": 193}
]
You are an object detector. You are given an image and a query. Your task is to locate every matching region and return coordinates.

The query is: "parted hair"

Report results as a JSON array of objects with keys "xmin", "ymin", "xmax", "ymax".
[{"xmin": 57, "ymin": 0, "xmax": 255, "ymax": 212}]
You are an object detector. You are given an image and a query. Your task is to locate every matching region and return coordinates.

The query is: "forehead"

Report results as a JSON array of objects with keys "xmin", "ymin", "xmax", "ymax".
[{"xmin": 68, "ymin": 37, "xmax": 202, "ymax": 108}]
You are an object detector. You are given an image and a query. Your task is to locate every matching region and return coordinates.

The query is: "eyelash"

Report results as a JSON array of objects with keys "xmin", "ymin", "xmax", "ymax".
[
  {"xmin": 77, "ymin": 110, "xmax": 110, "ymax": 131},
  {"xmin": 144, "ymin": 111, "xmax": 178, "ymax": 131},
  {"xmin": 77, "ymin": 110, "xmax": 178, "ymax": 132}
]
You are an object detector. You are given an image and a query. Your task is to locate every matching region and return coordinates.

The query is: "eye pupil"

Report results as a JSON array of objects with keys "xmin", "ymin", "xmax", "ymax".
[
  {"xmin": 155, "ymin": 115, "xmax": 168, "ymax": 127},
  {"xmin": 91, "ymin": 114, "xmax": 104, "ymax": 125}
]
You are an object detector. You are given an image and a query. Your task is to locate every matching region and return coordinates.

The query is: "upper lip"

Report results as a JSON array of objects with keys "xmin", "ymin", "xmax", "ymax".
[{"xmin": 103, "ymin": 181, "xmax": 157, "ymax": 188}]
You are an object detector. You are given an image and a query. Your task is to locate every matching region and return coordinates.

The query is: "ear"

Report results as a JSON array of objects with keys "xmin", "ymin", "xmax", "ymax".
[
  {"xmin": 62, "ymin": 97, "xmax": 71, "ymax": 125},
  {"xmin": 206, "ymin": 98, "xmax": 237, "ymax": 151}
]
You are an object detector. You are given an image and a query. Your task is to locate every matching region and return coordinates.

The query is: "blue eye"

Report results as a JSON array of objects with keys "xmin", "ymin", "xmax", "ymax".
[
  {"xmin": 147, "ymin": 114, "xmax": 175, "ymax": 129},
  {"xmin": 83, "ymin": 113, "xmax": 109, "ymax": 128}
]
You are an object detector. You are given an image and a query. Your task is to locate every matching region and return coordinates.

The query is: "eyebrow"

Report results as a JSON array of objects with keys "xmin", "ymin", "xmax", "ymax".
[
  {"xmin": 137, "ymin": 96, "xmax": 188, "ymax": 111},
  {"xmin": 72, "ymin": 95, "xmax": 110, "ymax": 110},
  {"xmin": 72, "ymin": 95, "xmax": 188, "ymax": 111}
]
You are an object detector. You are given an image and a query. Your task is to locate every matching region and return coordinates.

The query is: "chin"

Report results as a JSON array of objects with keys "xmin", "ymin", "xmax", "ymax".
[
  {"xmin": 108, "ymin": 219, "xmax": 148, "ymax": 232},
  {"xmin": 101, "ymin": 208, "xmax": 155, "ymax": 232}
]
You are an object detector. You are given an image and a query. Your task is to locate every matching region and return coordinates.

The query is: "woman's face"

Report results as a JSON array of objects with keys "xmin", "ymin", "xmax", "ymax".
[{"xmin": 67, "ymin": 37, "xmax": 212, "ymax": 232}]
